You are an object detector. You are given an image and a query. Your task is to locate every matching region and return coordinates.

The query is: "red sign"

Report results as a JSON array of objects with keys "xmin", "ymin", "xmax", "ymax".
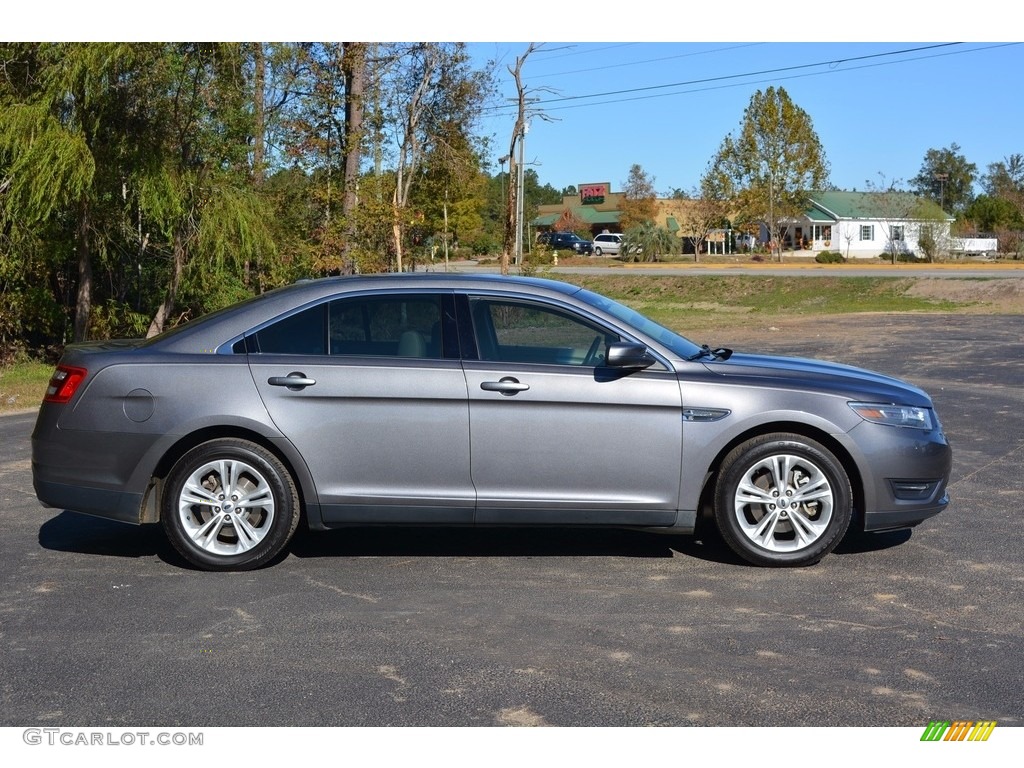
[{"xmin": 580, "ymin": 183, "xmax": 608, "ymax": 205}]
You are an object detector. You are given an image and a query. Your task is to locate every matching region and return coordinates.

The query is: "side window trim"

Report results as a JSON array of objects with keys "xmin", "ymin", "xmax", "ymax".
[
  {"xmin": 241, "ymin": 290, "xmax": 459, "ymax": 360},
  {"xmin": 463, "ymin": 294, "xmax": 621, "ymax": 368},
  {"xmin": 456, "ymin": 290, "xmax": 672, "ymax": 371}
]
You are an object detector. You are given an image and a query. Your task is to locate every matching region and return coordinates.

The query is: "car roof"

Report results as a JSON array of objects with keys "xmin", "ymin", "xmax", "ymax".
[{"xmin": 149, "ymin": 273, "xmax": 587, "ymax": 353}]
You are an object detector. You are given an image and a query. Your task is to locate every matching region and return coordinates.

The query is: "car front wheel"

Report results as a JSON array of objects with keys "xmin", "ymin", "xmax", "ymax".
[
  {"xmin": 594, "ymin": 247, "xmax": 603, "ymax": 256},
  {"xmin": 713, "ymin": 433, "xmax": 852, "ymax": 566},
  {"xmin": 162, "ymin": 439, "xmax": 300, "ymax": 571}
]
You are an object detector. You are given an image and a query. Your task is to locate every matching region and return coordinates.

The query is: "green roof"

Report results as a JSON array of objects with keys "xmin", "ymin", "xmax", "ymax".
[
  {"xmin": 532, "ymin": 207, "xmax": 621, "ymax": 227},
  {"xmin": 809, "ymin": 191, "xmax": 951, "ymax": 221}
]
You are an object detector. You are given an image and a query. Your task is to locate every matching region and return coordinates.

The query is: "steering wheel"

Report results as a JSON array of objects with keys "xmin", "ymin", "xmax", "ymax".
[{"xmin": 583, "ymin": 335, "xmax": 603, "ymax": 366}]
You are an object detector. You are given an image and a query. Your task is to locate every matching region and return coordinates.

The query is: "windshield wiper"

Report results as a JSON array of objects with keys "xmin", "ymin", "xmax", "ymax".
[{"xmin": 687, "ymin": 344, "xmax": 733, "ymax": 362}]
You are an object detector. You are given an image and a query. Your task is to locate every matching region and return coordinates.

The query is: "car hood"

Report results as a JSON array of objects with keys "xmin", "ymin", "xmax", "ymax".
[{"xmin": 700, "ymin": 352, "xmax": 932, "ymax": 405}]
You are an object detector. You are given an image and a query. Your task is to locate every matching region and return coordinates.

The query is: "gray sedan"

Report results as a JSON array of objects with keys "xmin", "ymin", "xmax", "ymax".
[{"xmin": 32, "ymin": 275, "xmax": 951, "ymax": 571}]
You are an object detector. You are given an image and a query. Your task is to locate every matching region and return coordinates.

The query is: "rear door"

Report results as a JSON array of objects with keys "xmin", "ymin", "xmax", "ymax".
[
  {"xmin": 460, "ymin": 293, "xmax": 683, "ymax": 526},
  {"xmin": 248, "ymin": 291, "xmax": 474, "ymax": 525}
]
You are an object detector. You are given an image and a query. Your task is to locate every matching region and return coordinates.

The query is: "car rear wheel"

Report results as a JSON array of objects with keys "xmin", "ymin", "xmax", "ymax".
[
  {"xmin": 713, "ymin": 433, "xmax": 852, "ymax": 566},
  {"xmin": 594, "ymin": 247, "xmax": 603, "ymax": 256},
  {"xmin": 162, "ymin": 439, "xmax": 300, "ymax": 571}
]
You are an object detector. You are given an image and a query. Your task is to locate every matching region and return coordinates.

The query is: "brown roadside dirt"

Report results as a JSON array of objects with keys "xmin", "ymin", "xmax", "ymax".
[
  {"xmin": 692, "ymin": 277, "xmax": 1024, "ymax": 348},
  {"xmin": 902, "ymin": 276, "xmax": 1024, "ymax": 309}
]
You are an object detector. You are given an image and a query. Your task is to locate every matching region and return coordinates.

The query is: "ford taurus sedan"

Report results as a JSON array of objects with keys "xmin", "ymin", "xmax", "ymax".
[{"xmin": 32, "ymin": 274, "xmax": 951, "ymax": 571}]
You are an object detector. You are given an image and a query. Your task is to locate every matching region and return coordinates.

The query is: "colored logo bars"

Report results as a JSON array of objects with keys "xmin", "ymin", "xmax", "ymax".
[{"xmin": 921, "ymin": 721, "xmax": 997, "ymax": 741}]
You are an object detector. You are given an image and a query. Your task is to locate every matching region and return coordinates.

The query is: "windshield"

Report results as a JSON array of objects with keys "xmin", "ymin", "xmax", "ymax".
[{"xmin": 575, "ymin": 288, "xmax": 703, "ymax": 359}]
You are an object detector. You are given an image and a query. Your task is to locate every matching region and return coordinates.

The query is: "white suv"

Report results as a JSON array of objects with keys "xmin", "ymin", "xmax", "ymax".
[{"xmin": 593, "ymin": 233, "xmax": 622, "ymax": 256}]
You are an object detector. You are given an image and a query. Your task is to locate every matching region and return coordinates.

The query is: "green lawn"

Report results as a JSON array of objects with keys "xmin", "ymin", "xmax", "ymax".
[
  {"xmin": 0, "ymin": 360, "xmax": 52, "ymax": 414},
  {"xmin": 569, "ymin": 275, "xmax": 966, "ymax": 334}
]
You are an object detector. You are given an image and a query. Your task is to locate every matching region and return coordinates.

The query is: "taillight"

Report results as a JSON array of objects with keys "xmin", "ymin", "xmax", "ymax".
[{"xmin": 44, "ymin": 365, "xmax": 88, "ymax": 404}]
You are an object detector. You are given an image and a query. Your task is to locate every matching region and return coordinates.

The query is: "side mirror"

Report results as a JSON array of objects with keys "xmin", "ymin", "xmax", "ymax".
[{"xmin": 605, "ymin": 342, "xmax": 655, "ymax": 369}]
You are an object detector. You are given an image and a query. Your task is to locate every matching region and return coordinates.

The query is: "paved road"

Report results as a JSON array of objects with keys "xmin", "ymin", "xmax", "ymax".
[{"xmin": 1, "ymin": 315, "xmax": 1022, "ymax": 728}]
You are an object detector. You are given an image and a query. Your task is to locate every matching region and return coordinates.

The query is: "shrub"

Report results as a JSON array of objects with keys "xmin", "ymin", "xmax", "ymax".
[
  {"xmin": 521, "ymin": 245, "xmax": 556, "ymax": 276},
  {"xmin": 814, "ymin": 251, "xmax": 844, "ymax": 264},
  {"xmin": 462, "ymin": 233, "xmax": 500, "ymax": 257}
]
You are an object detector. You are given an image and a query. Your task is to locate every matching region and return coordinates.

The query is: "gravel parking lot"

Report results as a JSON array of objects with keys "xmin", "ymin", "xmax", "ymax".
[{"xmin": 1, "ymin": 313, "xmax": 1021, "ymax": 729}]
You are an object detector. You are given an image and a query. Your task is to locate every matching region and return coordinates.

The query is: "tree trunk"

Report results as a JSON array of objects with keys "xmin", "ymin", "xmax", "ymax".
[
  {"xmin": 252, "ymin": 43, "xmax": 266, "ymax": 183},
  {"xmin": 246, "ymin": 43, "xmax": 267, "ymax": 288},
  {"xmin": 341, "ymin": 43, "xmax": 365, "ymax": 275},
  {"xmin": 501, "ymin": 157, "xmax": 517, "ymax": 276},
  {"xmin": 146, "ymin": 228, "xmax": 186, "ymax": 338},
  {"xmin": 72, "ymin": 196, "xmax": 93, "ymax": 342},
  {"xmin": 391, "ymin": 193, "xmax": 404, "ymax": 273}
]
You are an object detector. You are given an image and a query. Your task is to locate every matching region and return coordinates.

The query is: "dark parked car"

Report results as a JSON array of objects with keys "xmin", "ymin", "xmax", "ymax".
[
  {"xmin": 537, "ymin": 231, "xmax": 593, "ymax": 254},
  {"xmin": 33, "ymin": 275, "xmax": 951, "ymax": 571}
]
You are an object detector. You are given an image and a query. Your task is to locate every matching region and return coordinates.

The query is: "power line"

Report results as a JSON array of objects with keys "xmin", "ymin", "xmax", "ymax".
[
  {"xmin": 527, "ymin": 42, "xmax": 1021, "ymax": 115},
  {"xmin": 528, "ymin": 42, "xmax": 767, "ymax": 79},
  {"xmin": 482, "ymin": 42, "xmax": 1018, "ymax": 116}
]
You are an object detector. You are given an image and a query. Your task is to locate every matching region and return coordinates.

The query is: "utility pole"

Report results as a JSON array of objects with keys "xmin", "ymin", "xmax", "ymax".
[
  {"xmin": 934, "ymin": 172, "xmax": 949, "ymax": 212},
  {"xmin": 502, "ymin": 44, "xmax": 537, "ymax": 276},
  {"xmin": 515, "ymin": 122, "xmax": 528, "ymax": 267}
]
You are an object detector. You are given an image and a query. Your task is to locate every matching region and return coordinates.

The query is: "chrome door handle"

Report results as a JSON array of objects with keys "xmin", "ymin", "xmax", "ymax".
[
  {"xmin": 480, "ymin": 377, "xmax": 530, "ymax": 396},
  {"xmin": 268, "ymin": 372, "xmax": 316, "ymax": 390}
]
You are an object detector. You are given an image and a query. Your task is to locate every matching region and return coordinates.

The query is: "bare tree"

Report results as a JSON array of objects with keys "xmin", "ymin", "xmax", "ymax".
[
  {"xmin": 687, "ymin": 169, "xmax": 732, "ymax": 263},
  {"xmin": 864, "ymin": 175, "xmax": 917, "ymax": 264},
  {"xmin": 377, "ymin": 43, "xmax": 491, "ymax": 273},
  {"xmin": 842, "ymin": 227, "xmax": 855, "ymax": 260},
  {"xmin": 500, "ymin": 43, "xmax": 558, "ymax": 276}
]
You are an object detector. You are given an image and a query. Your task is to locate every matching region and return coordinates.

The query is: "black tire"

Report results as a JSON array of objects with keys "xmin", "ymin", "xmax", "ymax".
[
  {"xmin": 594, "ymin": 247, "xmax": 603, "ymax": 256},
  {"xmin": 162, "ymin": 438, "xmax": 300, "ymax": 571},
  {"xmin": 713, "ymin": 433, "xmax": 852, "ymax": 567}
]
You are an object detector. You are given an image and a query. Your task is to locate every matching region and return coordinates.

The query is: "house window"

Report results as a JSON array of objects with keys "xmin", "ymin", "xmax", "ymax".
[
  {"xmin": 859, "ymin": 225, "xmax": 874, "ymax": 241},
  {"xmin": 812, "ymin": 225, "xmax": 832, "ymax": 241},
  {"xmin": 891, "ymin": 225, "xmax": 905, "ymax": 241}
]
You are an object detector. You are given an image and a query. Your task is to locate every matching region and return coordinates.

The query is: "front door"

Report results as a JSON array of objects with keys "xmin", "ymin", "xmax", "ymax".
[{"xmin": 462, "ymin": 296, "xmax": 683, "ymax": 526}]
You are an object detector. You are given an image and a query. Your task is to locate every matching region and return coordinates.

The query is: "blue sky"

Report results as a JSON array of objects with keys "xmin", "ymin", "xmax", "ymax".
[
  {"xmin": 471, "ymin": 41, "xmax": 1024, "ymax": 197},
  {"xmin": 11, "ymin": 3, "xmax": 1022, "ymax": 200}
]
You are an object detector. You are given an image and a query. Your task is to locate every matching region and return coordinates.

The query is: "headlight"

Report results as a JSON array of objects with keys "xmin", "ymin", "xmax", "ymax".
[{"xmin": 849, "ymin": 402, "xmax": 934, "ymax": 430}]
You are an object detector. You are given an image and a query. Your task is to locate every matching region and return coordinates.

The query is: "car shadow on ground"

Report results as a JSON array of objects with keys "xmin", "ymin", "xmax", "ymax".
[
  {"xmin": 39, "ymin": 511, "xmax": 175, "ymax": 560},
  {"xmin": 37, "ymin": 510, "xmax": 915, "ymax": 569},
  {"xmin": 287, "ymin": 526, "xmax": 686, "ymax": 560},
  {"xmin": 834, "ymin": 527, "xmax": 912, "ymax": 554}
]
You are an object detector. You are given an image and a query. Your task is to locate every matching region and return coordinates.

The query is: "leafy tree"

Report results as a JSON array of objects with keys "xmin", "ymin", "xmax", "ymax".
[
  {"xmin": 410, "ymin": 128, "xmax": 488, "ymax": 267},
  {"xmin": 0, "ymin": 43, "xmax": 163, "ymax": 341},
  {"xmin": 982, "ymin": 154, "xmax": 1024, "ymax": 230},
  {"xmin": 142, "ymin": 44, "xmax": 278, "ymax": 336},
  {"xmin": 963, "ymin": 194, "xmax": 1024, "ymax": 232},
  {"xmin": 551, "ymin": 209, "xmax": 589, "ymax": 238},
  {"xmin": 910, "ymin": 143, "xmax": 977, "ymax": 216},
  {"xmin": 375, "ymin": 43, "xmax": 493, "ymax": 272},
  {"xmin": 683, "ymin": 175, "xmax": 731, "ymax": 263},
  {"xmin": 619, "ymin": 164, "xmax": 657, "ymax": 230},
  {"xmin": 525, "ymin": 169, "xmax": 563, "ymax": 208},
  {"xmin": 621, "ymin": 221, "xmax": 678, "ymax": 263},
  {"xmin": 708, "ymin": 86, "xmax": 829, "ymax": 261}
]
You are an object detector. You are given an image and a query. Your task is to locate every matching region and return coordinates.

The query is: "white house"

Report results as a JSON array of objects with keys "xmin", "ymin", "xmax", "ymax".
[{"xmin": 788, "ymin": 190, "xmax": 955, "ymax": 259}]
